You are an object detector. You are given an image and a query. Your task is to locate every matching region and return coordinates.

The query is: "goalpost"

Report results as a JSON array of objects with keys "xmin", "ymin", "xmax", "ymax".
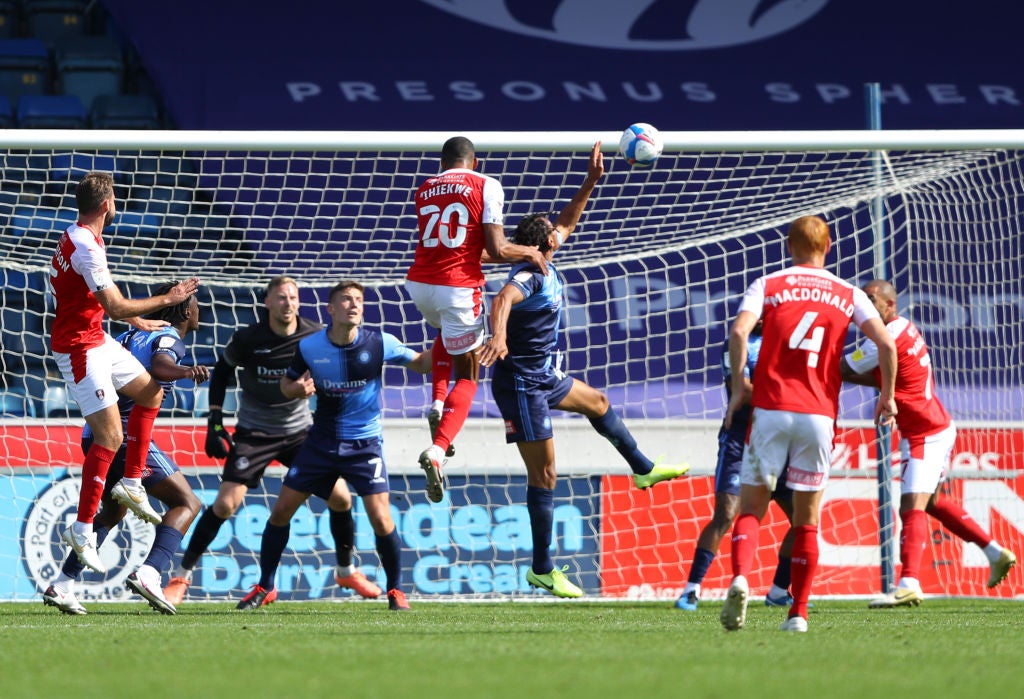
[{"xmin": 1, "ymin": 129, "xmax": 1022, "ymax": 604}]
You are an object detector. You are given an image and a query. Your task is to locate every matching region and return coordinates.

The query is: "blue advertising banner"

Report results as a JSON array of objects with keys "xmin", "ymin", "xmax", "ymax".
[
  {"xmin": 3, "ymin": 471, "xmax": 600, "ymax": 602},
  {"xmin": 100, "ymin": 0, "xmax": 1024, "ymax": 131}
]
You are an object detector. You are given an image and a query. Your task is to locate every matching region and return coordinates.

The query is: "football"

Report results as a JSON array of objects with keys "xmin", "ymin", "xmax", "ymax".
[{"xmin": 618, "ymin": 123, "xmax": 663, "ymax": 168}]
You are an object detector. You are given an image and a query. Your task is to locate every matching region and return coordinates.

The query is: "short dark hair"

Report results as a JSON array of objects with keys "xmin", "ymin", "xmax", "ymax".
[
  {"xmin": 441, "ymin": 136, "xmax": 475, "ymax": 168},
  {"xmin": 75, "ymin": 172, "xmax": 114, "ymax": 214},
  {"xmin": 146, "ymin": 281, "xmax": 194, "ymax": 324},
  {"xmin": 328, "ymin": 280, "xmax": 364, "ymax": 303},
  {"xmin": 513, "ymin": 212, "xmax": 556, "ymax": 253}
]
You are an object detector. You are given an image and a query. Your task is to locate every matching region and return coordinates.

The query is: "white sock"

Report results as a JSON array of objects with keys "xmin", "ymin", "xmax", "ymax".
[
  {"xmin": 431, "ymin": 399, "xmax": 445, "ymax": 414},
  {"xmin": 984, "ymin": 542, "xmax": 1003, "ymax": 562},
  {"xmin": 336, "ymin": 564, "xmax": 355, "ymax": 578},
  {"xmin": 71, "ymin": 521, "xmax": 91, "ymax": 537},
  {"xmin": 682, "ymin": 583, "xmax": 700, "ymax": 597},
  {"xmin": 121, "ymin": 477, "xmax": 143, "ymax": 489},
  {"xmin": 51, "ymin": 577, "xmax": 73, "ymax": 595},
  {"xmin": 768, "ymin": 584, "xmax": 789, "ymax": 599},
  {"xmin": 897, "ymin": 577, "xmax": 921, "ymax": 591}
]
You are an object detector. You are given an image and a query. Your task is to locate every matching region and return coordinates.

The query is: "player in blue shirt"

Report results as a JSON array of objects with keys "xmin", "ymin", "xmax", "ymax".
[
  {"xmin": 237, "ymin": 281, "xmax": 431, "ymax": 611},
  {"xmin": 43, "ymin": 282, "xmax": 208, "ymax": 615},
  {"xmin": 674, "ymin": 323, "xmax": 798, "ymax": 611},
  {"xmin": 478, "ymin": 143, "xmax": 690, "ymax": 598}
]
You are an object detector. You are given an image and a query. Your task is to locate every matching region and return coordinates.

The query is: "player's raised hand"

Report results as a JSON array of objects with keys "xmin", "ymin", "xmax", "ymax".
[
  {"xmin": 587, "ymin": 141, "xmax": 605, "ymax": 182},
  {"xmin": 167, "ymin": 277, "xmax": 200, "ymax": 303}
]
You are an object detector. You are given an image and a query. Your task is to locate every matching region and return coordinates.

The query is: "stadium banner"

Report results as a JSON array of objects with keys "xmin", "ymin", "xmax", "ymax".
[
  {"xmin": 2, "ymin": 425, "xmax": 1021, "ymax": 600},
  {"xmin": 601, "ymin": 426, "xmax": 1024, "ymax": 599},
  {"xmin": 102, "ymin": 0, "xmax": 1024, "ymax": 131}
]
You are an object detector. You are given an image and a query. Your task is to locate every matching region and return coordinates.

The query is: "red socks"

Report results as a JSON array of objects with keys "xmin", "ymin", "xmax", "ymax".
[
  {"xmin": 77, "ymin": 443, "xmax": 117, "ymax": 523},
  {"xmin": 124, "ymin": 404, "xmax": 160, "ymax": 479},
  {"xmin": 432, "ymin": 336, "xmax": 452, "ymax": 403},
  {"xmin": 899, "ymin": 509, "xmax": 928, "ymax": 581},
  {"xmin": 433, "ymin": 379, "xmax": 476, "ymax": 452},
  {"xmin": 730, "ymin": 513, "xmax": 760, "ymax": 578},
  {"xmin": 926, "ymin": 498, "xmax": 992, "ymax": 547},
  {"xmin": 789, "ymin": 524, "xmax": 819, "ymax": 620}
]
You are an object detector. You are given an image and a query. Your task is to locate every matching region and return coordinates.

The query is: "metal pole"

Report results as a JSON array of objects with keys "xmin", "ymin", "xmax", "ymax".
[{"xmin": 866, "ymin": 82, "xmax": 895, "ymax": 593}]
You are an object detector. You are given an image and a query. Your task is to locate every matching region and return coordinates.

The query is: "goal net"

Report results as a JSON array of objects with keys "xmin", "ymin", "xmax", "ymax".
[{"xmin": 1, "ymin": 130, "xmax": 1021, "ymax": 604}]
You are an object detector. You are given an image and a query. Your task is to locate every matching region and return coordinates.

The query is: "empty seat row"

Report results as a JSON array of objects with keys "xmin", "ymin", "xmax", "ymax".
[
  {"xmin": 0, "ymin": 34, "xmax": 125, "ymax": 109},
  {"xmin": 0, "ymin": 93, "xmax": 161, "ymax": 128}
]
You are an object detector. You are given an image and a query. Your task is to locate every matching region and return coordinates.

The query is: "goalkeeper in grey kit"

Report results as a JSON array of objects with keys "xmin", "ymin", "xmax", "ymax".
[{"xmin": 163, "ymin": 276, "xmax": 382, "ymax": 603}]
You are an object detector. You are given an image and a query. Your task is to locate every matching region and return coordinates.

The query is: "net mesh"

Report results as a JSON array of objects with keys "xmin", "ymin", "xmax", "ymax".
[{"xmin": 1, "ymin": 135, "xmax": 1021, "ymax": 603}]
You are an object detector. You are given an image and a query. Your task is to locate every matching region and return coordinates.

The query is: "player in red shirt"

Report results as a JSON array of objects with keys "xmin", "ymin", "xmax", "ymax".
[
  {"xmin": 48, "ymin": 171, "xmax": 199, "ymax": 575},
  {"xmin": 841, "ymin": 279, "xmax": 1016, "ymax": 606},
  {"xmin": 719, "ymin": 215, "xmax": 897, "ymax": 633},
  {"xmin": 406, "ymin": 136, "xmax": 548, "ymax": 503}
]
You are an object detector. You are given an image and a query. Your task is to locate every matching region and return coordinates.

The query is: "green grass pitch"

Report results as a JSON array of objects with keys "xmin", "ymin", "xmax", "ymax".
[{"xmin": 2, "ymin": 599, "xmax": 1022, "ymax": 698}]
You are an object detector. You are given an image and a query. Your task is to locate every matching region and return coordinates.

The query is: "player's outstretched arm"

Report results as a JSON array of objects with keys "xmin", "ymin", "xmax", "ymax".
[
  {"xmin": 95, "ymin": 277, "xmax": 200, "ymax": 321},
  {"xmin": 859, "ymin": 317, "xmax": 897, "ymax": 426},
  {"xmin": 551, "ymin": 141, "xmax": 604, "ymax": 250},
  {"xmin": 479, "ymin": 283, "xmax": 525, "ymax": 368}
]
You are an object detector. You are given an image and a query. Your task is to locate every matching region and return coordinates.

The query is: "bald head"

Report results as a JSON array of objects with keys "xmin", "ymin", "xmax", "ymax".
[
  {"xmin": 787, "ymin": 215, "xmax": 831, "ymax": 264},
  {"xmin": 863, "ymin": 279, "xmax": 898, "ymax": 323}
]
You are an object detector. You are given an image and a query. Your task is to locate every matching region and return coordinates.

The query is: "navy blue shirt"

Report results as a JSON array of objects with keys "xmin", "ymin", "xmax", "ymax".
[
  {"xmin": 286, "ymin": 327, "xmax": 415, "ymax": 441},
  {"xmin": 722, "ymin": 333, "xmax": 762, "ymax": 438},
  {"xmin": 495, "ymin": 260, "xmax": 565, "ymax": 376}
]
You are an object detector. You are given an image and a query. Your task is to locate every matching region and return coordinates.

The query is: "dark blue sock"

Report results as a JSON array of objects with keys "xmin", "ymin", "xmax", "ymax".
[
  {"xmin": 527, "ymin": 486, "xmax": 554, "ymax": 574},
  {"xmin": 61, "ymin": 525, "xmax": 111, "ymax": 580},
  {"xmin": 181, "ymin": 507, "xmax": 227, "ymax": 570},
  {"xmin": 772, "ymin": 555, "xmax": 792, "ymax": 590},
  {"xmin": 689, "ymin": 547, "xmax": 716, "ymax": 585},
  {"xmin": 376, "ymin": 529, "xmax": 402, "ymax": 591},
  {"xmin": 258, "ymin": 522, "xmax": 290, "ymax": 589},
  {"xmin": 143, "ymin": 524, "xmax": 183, "ymax": 573},
  {"xmin": 589, "ymin": 407, "xmax": 653, "ymax": 474},
  {"xmin": 330, "ymin": 508, "xmax": 355, "ymax": 568}
]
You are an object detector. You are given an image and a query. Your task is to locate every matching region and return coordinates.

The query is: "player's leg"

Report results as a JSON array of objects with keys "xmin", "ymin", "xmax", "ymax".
[
  {"xmin": 362, "ymin": 491, "xmax": 408, "ymax": 610},
  {"xmin": 44, "ymin": 449, "xmax": 128, "ymax": 615},
  {"xmin": 556, "ymin": 377, "xmax": 689, "ymax": 488},
  {"xmin": 326, "ymin": 478, "xmax": 382, "ymax": 598},
  {"xmin": 427, "ymin": 335, "xmax": 455, "ymax": 457},
  {"xmin": 418, "ymin": 286, "xmax": 485, "ymax": 496},
  {"xmin": 126, "ymin": 456, "xmax": 201, "ymax": 615},
  {"xmin": 55, "ymin": 342, "xmax": 124, "ymax": 573},
  {"xmin": 237, "ymin": 484, "xmax": 309, "ymax": 609},
  {"xmin": 779, "ymin": 412, "xmax": 834, "ymax": 630},
  {"xmin": 920, "ymin": 425, "xmax": 1016, "ymax": 588},
  {"xmin": 764, "ymin": 478, "xmax": 797, "ymax": 607},
  {"xmin": 109, "ymin": 358, "xmax": 165, "ymax": 525},
  {"xmin": 167, "ymin": 427, "xmax": 278, "ymax": 599}
]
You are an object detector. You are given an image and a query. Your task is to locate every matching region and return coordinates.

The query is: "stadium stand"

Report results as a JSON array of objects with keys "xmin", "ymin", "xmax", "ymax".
[
  {"xmin": 16, "ymin": 93, "xmax": 86, "ymax": 127},
  {"xmin": 22, "ymin": 0, "xmax": 88, "ymax": 48},
  {"xmin": 54, "ymin": 34, "xmax": 123, "ymax": 111},
  {"xmin": 90, "ymin": 93, "xmax": 159, "ymax": 129},
  {"xmin": 0, "ymin": 387, "xmax": 36, "ymax": 417},
  {"xmin": 0, "ymin": 37, "xmax": 49, "ymax": 103}
]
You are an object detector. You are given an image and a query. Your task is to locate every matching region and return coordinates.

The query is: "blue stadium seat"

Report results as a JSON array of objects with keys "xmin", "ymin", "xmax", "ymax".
[
  {"xmin": 50, "ymin": 151, "xmax": 119, "ymax": 181},
  {"xmin": 42, "ymin": 382, "xmax": 81, "ymax": 418},
  {"xmin": 0, "ymin": 388, "xmax": 37, "ymax": 418},
  {"xmin": 17, "ymin": 94, "xmax": 88, "ymax": 128},
  {"xmin": 90, "ymin": 94, "xmax": 160, "ymax": 129},
  {"xmin": 0, "ymin": 38, "xmax": 50, "ymax": 104},
  {"xmin": 24, "ymin": 0, "xmax": 88, "ymax": 48},
  {"xmin": 55, "ymin": 35, "xmax": 124, "ymax": 111},
  {"xmin": 11, "ymin": 204, "xmax": 77, "ymax": 238}
]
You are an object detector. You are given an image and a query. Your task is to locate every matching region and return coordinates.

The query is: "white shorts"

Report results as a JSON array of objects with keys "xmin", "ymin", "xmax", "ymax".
[
  {"xmin": 899, "ymin": 422, "xmax": 956, "ymax": 494},
  {"xmin": 54, "ymin": 334, "xmax": 147, "ymax": 417},
  {"xmin": 405, "ymin": 280, "xmax": 485, "ymax": 355},
  {"xmin": 742, "ymin": 408, "xmax": 835, "ymax": 492}
]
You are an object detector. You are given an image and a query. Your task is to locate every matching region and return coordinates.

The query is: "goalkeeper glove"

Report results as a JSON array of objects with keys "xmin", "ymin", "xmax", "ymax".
[{"xmin": 204, "ymin": 408, "xmax": 234, "ymax": 459}]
